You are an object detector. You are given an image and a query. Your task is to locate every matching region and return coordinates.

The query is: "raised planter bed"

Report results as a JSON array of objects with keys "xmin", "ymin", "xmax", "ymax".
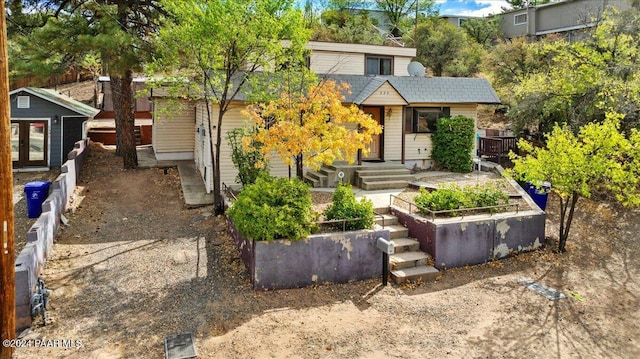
[{"xmin": 228, "ymin": 217, "xmax": 389, "ymax": 290}]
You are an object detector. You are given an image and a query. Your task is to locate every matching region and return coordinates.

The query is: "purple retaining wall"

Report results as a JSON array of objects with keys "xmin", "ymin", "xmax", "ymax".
[
  {"xmin": 229, "ymin": 221, "xmax": 389, "ymax": 290},
  {"xmin": 391, "ymin": 207, "xmax": 545, "ymax": 270}
]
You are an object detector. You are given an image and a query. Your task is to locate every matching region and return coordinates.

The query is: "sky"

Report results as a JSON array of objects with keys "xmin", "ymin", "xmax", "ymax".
[{"xmin": 436, "ymin": 0, "xmax": 512, "ymax": 17}]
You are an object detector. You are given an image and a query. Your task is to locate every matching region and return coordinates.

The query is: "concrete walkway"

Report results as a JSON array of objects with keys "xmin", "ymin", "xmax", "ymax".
[
  {"xmin": 176, "ymin": 161, "xmax": 214, "ymax": 208},
  {"xmin": 136, "ymin": 146, "xmax": 214, "ymax": 208}
]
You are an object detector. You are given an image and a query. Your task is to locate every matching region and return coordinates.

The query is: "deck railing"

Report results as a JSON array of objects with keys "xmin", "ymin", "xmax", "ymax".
[{"xmin": 479, "ymin": 136, "xmax": 518, "ymax": 165}]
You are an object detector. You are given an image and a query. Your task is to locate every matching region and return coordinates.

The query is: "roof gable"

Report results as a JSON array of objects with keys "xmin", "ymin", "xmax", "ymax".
[
  {"xmin": 10, "ymin": 87, "xmax": 100, "ymax": 117},
  {"xmin": 360, "ymin": 81, "xmax": 408, "ymax": 106}
]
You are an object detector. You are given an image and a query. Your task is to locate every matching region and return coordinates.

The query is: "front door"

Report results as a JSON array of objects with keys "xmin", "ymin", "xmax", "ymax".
[
  {"xmin": 362, "ymin": 106, "xmax": 382, "ymax": 161},
  {"xmin": 11, "ymin": 120, "xmax": 48, "ymax": 168}
]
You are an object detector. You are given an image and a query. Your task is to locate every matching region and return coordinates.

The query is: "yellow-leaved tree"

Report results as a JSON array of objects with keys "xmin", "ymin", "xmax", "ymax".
[{"xmin": 243, "ymin": 80, "xmax": 383, "ymax": 179}]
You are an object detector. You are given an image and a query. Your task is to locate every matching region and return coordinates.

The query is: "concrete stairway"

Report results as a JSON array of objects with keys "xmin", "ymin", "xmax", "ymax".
[
  {"xmin": 356, "ymin": 164, "xmax": 413, "ymax": 190},
  {"xmin": 374, "ymin": 210, "xmax": 439, "ymax": 284},
  {"xmin": 304, "ymin": 166, "xmax": 335, "ymax": 188}
]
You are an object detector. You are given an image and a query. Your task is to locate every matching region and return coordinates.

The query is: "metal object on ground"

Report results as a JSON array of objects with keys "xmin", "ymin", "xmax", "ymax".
[
  {"xmin": 518, "ymin": 277, "xmax": 566, "ymax": 300},
  {"xmin": 165, "ymin": 332, "xmax": 197, "ymax": 359},
  {"xmin": 30, "ymin": 277, "xmax": 50, "ymax": 326}
]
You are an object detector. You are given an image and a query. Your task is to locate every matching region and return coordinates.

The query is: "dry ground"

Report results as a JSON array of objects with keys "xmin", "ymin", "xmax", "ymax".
[{"xmin": 12, "ymin": 144, "xmax": 640, "ymax": 358}]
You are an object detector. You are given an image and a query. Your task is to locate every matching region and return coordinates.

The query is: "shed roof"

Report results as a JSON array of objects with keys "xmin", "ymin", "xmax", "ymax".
[{"xmin": 10, "ymin": 87, "xmax": 100, "ymax": 117}]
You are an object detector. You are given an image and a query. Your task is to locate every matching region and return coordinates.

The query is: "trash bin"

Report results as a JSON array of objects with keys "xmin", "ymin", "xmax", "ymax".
[
  {"xmin": 527, "ymin": 182, "xmax": 551, "ymax": 211},
  {"xmin": 24, "ymin": 181, "xmax": 51, "ymax": 218}
]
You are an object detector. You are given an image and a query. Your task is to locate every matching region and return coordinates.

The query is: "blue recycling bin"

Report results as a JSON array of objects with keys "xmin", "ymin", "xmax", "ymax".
[
  {"xmin": 527, "ymin": 182, "xmax": 551, "ymax": 211},
  {"xmin": 24, "ymin": 181, "xmax": 51, "ymax": 218}
]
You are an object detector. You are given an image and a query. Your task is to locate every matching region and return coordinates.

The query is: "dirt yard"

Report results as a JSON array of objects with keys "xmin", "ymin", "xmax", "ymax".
[{"xmin": 12, "ymin": 144, "xmax": 640, "ymax": 359}]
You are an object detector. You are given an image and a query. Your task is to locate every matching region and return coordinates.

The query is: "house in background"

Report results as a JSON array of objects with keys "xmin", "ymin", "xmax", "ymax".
[
  {"xmin": 10, "ymin": 87, "xmax": 99, "ymax": 170},
  {"xmin": 440, "ymin": 15, "xmax": 481, "ymax": 28},
  {"xmin": 152, "ymin": 41, "xmax": 500, "ymax": 191},
  {"xmin": 500, "ymin": 0, "xmax": 632, "ymax": 41},
  {"xmin": 85, "ymin": 76, "xmax": 153, "ymax": 146}
]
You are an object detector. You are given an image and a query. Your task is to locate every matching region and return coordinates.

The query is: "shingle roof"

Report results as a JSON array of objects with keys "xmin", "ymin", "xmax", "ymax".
[
  {"xmin": 324, "ymin": 74, "xmax": 501, "ymax": 105},
  {"xmin": 10, "ymin": 87, "xmax": 100, "ymax": 117},
  {"xmin": 154, "ymin": 72, "xmax": 501, "ymax": 106}
]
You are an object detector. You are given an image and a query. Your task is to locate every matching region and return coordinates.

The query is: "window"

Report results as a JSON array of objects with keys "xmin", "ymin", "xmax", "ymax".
[
  {"xmin": 17, "ymin": 96, "xmax": 30, "ymax": 109},
  {"xmin": 366, "ymin": 56, "xmax": 393, "ymax": 75},
  {"xmin": 514, "ymin": 13, "xmax": 527, "ymax": 25},
  {"xmin": 405, "ymin": 107, "xmax": 450, "ymax": 133},
  {"xmin": 458, "ymin": 18, "xmax": 467, "ymax": 27}
]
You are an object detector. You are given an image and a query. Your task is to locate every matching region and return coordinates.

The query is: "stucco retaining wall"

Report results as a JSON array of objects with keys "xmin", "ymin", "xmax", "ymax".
[
  {"xmin": 228, "ymin": 219, "xmax": 389, "ymax": 290},
  {"xmin": 391, "ymin": 207, "xmax": 545, "ymax": 270}
]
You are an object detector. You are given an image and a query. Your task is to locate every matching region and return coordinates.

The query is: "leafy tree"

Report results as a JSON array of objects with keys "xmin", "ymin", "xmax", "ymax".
[
  {"xmin": 505, "ymin": 0, "xmax": 550, "ymax": 10},
  {"xmin": 374, "ymin": 0, "xmax": 437, "ymax": 38},
  {"xmin": 10, "ymin": 1, "xmax": 166, "ymax": 169},
  {"xmin": 151, "ymin": 0, "xmax": 310, "ymax": 214},
  {"xmin": 313, "ymin": 10, "xmax": 386, "ymax": 44},
  {"xmin": 491, "ymin": 10, "xmax": 640, "ymax": 134},
  {"xmin": 244, "ymin": 80, "xmax": 383, "ymax": 180},
  {"xmin": 509, "ymin": 114, "xmax": 640, "ymax": 252},
  {"xmin": 410, "ymin": 17, "xmax": 484, "ymax": 77},
  {"xmin": 461, "ymin": 16, "xmax": 501, "ymax": 48},
  {"xmin": 227, "ymin": 128, "xmax": 269, "ymax": 186}
]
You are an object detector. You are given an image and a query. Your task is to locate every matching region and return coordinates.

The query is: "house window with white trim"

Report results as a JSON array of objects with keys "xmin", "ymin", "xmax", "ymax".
[
  {"xmin": 17, "ymin": 95, "xmax": 30, "ymax": 108},
  {"xmin": 514, "ymin": 13, "xmax": 527, "ymax": 25},
  {"xmin": 366, "ymin": 55, "xmax": 393, "ymax": 75}
]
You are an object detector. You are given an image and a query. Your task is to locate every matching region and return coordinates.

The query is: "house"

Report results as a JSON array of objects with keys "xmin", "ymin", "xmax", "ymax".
[
  {"xmin": 440, "ymin": 15, "xmax": 482, "ymax": 28},
  {"xmin": 85, "ymin": 76, "xmax": 153, "ymax": 146},
  {"xmin": 500, "ymin": 0, "xmax": 632, "ymax": 41},
  {"xmin": 151, "ymin": 41, "xmax": 501, "ymax": 191},
  {"xmin": 10, "ymin": 87, "xmax": 99, "ymax": 170}
]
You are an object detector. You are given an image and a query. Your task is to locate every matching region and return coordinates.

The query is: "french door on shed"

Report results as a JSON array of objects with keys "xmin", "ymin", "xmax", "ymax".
[{"xmin": 11, "ymin": 120, "xmax": 48, "ymax": 168}]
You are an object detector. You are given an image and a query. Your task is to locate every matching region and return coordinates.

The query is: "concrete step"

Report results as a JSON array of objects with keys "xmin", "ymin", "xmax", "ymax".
[
  {"xmin": 390, "ymin": 251, "xmax": 430, "ymax": 270},
  {"xmin": 356, "ymin": 168, "xmax": 411, "ymax": 176},
  {"xmin": 391, "ymin": 265, "xmax": 439, "ymax": 284},
  {"xmin": 358, "ymin": 174, "xmax": 413, "ymax": 188},
  {"xmin": 361, "ymin": 180, "xmax": 409, "ymax": 190},
  {"xmin": 375, "ymin": 224, "xmax": 408, "ymax": 239},
  {"xmin": 306, "ymin": 171, "xmax": 328, "ymax": 182},
  {"xmin": 319, "ymin": 166, "xmax": 336, "ymax": 176},
  {"xmin": 390, "ymin": 238, "xmax": 420, "ymax": 253},
  {"xmin": 357, "ymin": 164, "xmax": 407, "ymax": 171},
  {"xmin": 374, "ymin": 213, "xmax": 398, "ymax": 226},
  {"xmin": 303, "ymin": 174, "xmax": 320, "ymax": 188}
]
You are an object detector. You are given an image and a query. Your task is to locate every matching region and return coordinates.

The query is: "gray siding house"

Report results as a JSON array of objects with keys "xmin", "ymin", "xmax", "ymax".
[
  {"xmin": 500, "ymin": 0, "xmax": 632, "ymax": 40},
  {"xmin": 10, "ymin": 87, "xmax": 99, "ymax": 169}
]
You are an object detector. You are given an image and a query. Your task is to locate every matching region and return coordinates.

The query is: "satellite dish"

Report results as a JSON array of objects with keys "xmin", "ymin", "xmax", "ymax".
[{"xmin": 407, "ymin": 61, "xmax": 426, "ymax": 77}]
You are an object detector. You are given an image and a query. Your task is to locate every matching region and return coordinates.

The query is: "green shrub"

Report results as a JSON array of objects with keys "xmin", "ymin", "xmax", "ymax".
[
  {"xmin": 227, "ymin": 175, "xmax": 316, "ymax": 241},
  {"xmin": 324, "ymin": 183, "xmax": 375, "ymax": 231},
  {"xmin": 414, "ymin": 183, "xmax": 509, "ymax": 216},
  {"xmin": 467, "ymin": 184, "xmax": 510, "ymax": 210},
  {"xmin": 431, "ymin": 115, "xmax": 475, "ymax": 173}
]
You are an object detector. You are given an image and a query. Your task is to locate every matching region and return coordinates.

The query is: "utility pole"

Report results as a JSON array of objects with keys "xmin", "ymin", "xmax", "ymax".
[{"xmin": 0, "ymin": 0, "xmax": 16, "ymax": 357}]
